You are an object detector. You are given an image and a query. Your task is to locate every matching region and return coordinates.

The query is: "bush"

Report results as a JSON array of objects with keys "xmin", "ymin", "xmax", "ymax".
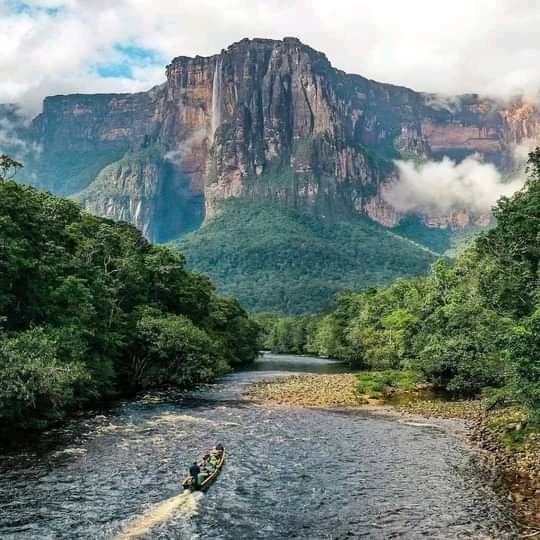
[
  {"xmin": 0, "ymin": 328, "xmax": 91, "ymax": 428},
  {"xmin": 356, "ymin": 370, "xmax": 424, "ymax": 399}
]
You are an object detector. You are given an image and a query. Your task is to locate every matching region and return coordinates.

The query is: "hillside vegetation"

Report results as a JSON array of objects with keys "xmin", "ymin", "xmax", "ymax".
[
  {"xmin": 392, "ymin": 215, "xmax": 483, "ymax": 257},
  {"xmin": 176, "ymin": 200, "xmax": 438, "ymax": 314},
  {"xmin": 258, "ymin": 149, "xmax": 540, "ymax": 417},
  {"xmin": 0, "ymin": 157, "xmax": 259, "ymax": 431}
]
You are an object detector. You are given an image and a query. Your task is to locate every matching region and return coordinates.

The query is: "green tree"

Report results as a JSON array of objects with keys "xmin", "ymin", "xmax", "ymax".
[
  {"xmin": 129, "ymin": 310, "xmax": 227, "ymax": 388},
  {"xmin": 0, "ymin": 328, "xmax": 90, "ymax": 427},
  {"xmin": 0, "ymin": 163, "xmax": 260, "ymax": 432},
  {"xmin": 0, "ymin": 154, "xmax": 22, "ymax": 180}
]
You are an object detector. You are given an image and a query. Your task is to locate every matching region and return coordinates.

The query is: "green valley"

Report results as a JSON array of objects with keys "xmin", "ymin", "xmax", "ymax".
[{"xmin": 175, "ymin": 200, "xmax": 439, "ymax": 314}]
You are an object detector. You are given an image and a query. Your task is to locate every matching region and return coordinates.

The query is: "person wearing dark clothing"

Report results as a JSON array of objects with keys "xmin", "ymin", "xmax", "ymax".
[{"xmin": 189, "ymin": 462, "xmax": 201, "ymax": 485}]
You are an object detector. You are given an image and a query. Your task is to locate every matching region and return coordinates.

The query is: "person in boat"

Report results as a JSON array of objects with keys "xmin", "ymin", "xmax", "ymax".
[
  {"xmin": 189, "ymin": 461, "xmax": 201, "ymax": 487},
  {"xmin": 197, "ymin": 470, "xmax": 208, "ymax": 486},
  {"xmin": 210, "ymin": 443, "xmax": 224, "ymax": 459},
  {"xmin": 202, "ymin": 454, "xmax": 214, "ymax": 471}
]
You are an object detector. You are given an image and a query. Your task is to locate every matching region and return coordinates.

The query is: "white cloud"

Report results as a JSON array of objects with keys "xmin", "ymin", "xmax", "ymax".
[
  {"xmin": 0, "ymin": 115, "xmax": 41, "ymax": 157},
  {"xmin": 384, "ymin": 154, "xmax": 526, "ymax": 215},
  {"xmin": 3, "ymin": 1, "xmax": 540, "ymax": 116},
  {"xmin": 511, "ymin": 138, "xmax": 538, "ymax": 164}
]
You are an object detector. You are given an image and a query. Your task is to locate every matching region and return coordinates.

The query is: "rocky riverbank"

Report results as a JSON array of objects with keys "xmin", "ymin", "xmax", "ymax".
[
  {"xmin": 247, "ymin": 373, "xmax": 540, "ymax": 530},
  {"xmin": 247, "ymin": 374, "xmax": 366, "ymax": 407}
]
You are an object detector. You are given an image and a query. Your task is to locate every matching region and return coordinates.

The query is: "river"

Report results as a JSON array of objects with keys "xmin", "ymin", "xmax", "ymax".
[{"xmin": 0, "ymin": 353, "xmax": 520, "ymax": 539}]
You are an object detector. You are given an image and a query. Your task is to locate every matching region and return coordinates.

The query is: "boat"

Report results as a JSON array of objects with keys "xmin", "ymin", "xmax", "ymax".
[{"xmin": 182, "ymin": 449, "xmax": 226, "ymax": 492}]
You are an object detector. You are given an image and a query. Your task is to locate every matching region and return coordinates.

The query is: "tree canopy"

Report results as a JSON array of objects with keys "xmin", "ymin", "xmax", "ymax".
[{"xmin": 0, "ymin": 171, "xmax": 259, "ymax": 430}]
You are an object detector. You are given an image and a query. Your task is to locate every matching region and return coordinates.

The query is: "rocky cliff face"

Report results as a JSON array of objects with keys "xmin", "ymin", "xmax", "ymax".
[{"xmin": 7, "ymin": 38, "xmax": 540, "ymax": 240}]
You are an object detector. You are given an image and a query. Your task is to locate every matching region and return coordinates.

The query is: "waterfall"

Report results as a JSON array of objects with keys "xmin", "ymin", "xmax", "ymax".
[{"xmin": 211, "ymin": 57, "xmax": 223, "ymax": 144}]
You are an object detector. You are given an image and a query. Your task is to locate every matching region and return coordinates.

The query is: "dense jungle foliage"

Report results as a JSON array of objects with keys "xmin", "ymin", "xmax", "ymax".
[
  {"xmin": 0, "ymin": 157, "xmax": 259, "ymax": 431},
  {"xmin": 257, "ymin": 149, "xmax": 540, "ymax": 414},
  {"xmin": 176, "ymin": 200, "xmax": 437, "ymax": 314}
]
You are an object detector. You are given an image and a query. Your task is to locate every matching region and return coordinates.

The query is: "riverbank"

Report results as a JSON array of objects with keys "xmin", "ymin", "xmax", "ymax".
[{"xmin": 247, "ymin": 373, "xmax": 540, "ymax": 530}]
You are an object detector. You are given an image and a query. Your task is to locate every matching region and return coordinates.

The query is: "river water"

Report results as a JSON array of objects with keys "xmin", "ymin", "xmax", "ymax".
[{"xmin": 0, "ymin": 353, "xmax": 520, "ymax": 539}]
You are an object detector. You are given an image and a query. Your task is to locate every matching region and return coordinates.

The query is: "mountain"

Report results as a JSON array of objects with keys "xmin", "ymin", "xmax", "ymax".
[{"xmin": 3, "ymin": 37, "xmax": 540, "ymax": 312}]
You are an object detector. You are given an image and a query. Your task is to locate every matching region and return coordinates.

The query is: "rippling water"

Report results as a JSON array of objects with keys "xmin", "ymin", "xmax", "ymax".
[{"xmin": 0, "ymin": 353, "xmax": 520, "ymax": 539}]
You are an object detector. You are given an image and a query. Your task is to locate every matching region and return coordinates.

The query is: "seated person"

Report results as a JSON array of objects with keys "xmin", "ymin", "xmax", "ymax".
[
  {"xmin": 189, "ymin": 461, "xmax": 200, "ymax": 479},
  {"xmin": 188, "ymin": 461, "xmax": 201, "ymax": 488},
  {"xmin": 201, "ymin": 453, "xmax": 213, "ymax": 471},
  {"xmin": 197, "ymin": 471, "xmax": 208, "ymax": 486},
  {"xmin": 211, "ymin": 443, "xmax": 224, "ymax": 458}
]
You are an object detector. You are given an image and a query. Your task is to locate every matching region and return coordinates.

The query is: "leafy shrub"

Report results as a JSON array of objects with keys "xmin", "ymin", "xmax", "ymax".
[{"xmin": 0, "ymin": 328, "xmax": 90, "ymax": 427}]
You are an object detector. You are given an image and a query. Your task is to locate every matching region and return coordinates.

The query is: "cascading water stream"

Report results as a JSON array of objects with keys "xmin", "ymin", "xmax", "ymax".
[{"xmin": 211, "ymin": 58, "xmax": 223, "ymax": 144}]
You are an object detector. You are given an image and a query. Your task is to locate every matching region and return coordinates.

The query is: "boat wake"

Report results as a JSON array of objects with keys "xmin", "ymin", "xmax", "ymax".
[{"xmin": 116, "ymin": 490, "xmax": 203, "ymax": 539}]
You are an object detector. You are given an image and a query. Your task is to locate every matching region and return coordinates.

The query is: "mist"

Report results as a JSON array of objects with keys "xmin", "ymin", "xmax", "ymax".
[
  {"xmin": 0, "ymin": 114, "xmax": 42, "ymax": 159},
  {"xmin": 164, "ymin": 129, "xmax": 207, "ymax": 168},
  {"xmin": 384, "ymin": 154, "xmax": 526, "ymax": 216}
]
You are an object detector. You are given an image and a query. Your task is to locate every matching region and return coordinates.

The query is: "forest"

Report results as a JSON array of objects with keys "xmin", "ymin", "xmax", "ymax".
[
  {"xmin": 257, "ymin": 149, "xmax": 540, "ymax": 417},
  {"xmin": 0, "ymin": 156, "xmax": 259, "ymax": 431},
  {"xmin": 3, "ymin": 145, "xmax": 539, "ymax": 431},
  {"xmin": 177, "ymin": 199, "xmax": 437, "ymax": 314}
]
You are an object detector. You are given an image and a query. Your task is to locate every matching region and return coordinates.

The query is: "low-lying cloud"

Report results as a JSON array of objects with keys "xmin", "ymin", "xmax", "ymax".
[
  {"xmin": 384, "ymin": 154, "xmax": 525, "ymax": 216},
  {"xmin": 0, "ymin": 114, "xmax": 42, "ymax": 159}
]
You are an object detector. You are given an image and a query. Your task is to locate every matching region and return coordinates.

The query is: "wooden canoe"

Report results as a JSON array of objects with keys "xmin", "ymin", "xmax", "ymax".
[{"xmin": 182, "ymin": 450, "xmax": 225, "ymax": 492}]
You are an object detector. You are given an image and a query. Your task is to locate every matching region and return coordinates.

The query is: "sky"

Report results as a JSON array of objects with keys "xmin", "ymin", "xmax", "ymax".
[{"xmin": 3, "ymin": 0, "xmax": 540, "ymax": 116}]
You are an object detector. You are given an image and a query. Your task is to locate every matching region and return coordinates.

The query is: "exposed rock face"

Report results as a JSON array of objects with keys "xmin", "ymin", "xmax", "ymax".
[
  {"xmin": 7, "ymin": 38, "xmax": 540, "ymax": 240},
  {"xmin": 77, "ymin": 145, "xmax": 204, "ymax": 241}
]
